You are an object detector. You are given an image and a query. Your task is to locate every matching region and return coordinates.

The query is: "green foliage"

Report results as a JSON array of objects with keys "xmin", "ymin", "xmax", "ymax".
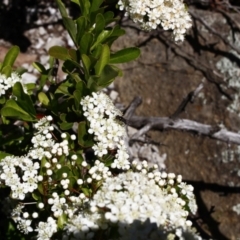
[{"xmin": 0, "ymin": 0, "xmax": 141, "ymax": 238}]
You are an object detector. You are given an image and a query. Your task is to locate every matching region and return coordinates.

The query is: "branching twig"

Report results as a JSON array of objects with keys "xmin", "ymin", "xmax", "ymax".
[
  {"xmin": 170, "ymin": 83, "xmax": 203, "ymax": 119},
  {"xmin": 125, "ymin": 97, "xmax": 240, "ymax": 145},
  {"xmin": 190, "ymin": 10, "xmax": 240, "ymax": 55}
]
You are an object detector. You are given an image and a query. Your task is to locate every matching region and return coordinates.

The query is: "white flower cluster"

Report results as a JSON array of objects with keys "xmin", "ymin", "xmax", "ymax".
[
  {"xmin": 80, "ymin": 92, "xmax": 130, "ymax": 170},
  {"xmin": 0, "ymin": 116, "xmax": 71, "ymax": 238},
  {"xmin": 65, "ymin": 160, "xmax": 200, "ymax": 240},
  {"xmin": 118, "ymin": 0, "xmax": 192, "ymax": 41},
  {"xmin": 0, "ymin": 96, "xmax": 200, "ymax": 240},
  {"xmin": 35, "ymin": 217, "xmax": 58, "ymax": 240},
  {"xmin": 0, "ymin": 72, "xmax": 27, "ymax": 97}
]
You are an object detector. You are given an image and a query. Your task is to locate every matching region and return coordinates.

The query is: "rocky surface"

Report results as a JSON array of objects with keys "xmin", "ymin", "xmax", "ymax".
[{"xmin": 114, "ymin": 9, "xmax": 240, "ymax": 239}]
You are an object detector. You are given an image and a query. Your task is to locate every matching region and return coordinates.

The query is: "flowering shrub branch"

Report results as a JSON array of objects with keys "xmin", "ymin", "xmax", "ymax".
[{"xmin": 0, "ymin": 0, "xmax": 200, "ymax": 239}]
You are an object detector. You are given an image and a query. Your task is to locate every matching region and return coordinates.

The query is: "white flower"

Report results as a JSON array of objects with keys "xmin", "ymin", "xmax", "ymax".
[
  {"xmin": 36, "ymin": 217, "xmax": 57, "ymax": 240},
  {"xmin": 81, "ymin": 92, "xmax": 130, "ymax": 170},
  {"xmin": 118, "ymin": 0, "xmax": 192, "ymax": 41}
]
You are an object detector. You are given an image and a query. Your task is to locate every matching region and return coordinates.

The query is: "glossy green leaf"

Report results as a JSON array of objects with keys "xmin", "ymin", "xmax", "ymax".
[
  {"xmin": 63, "ymin": 17, "xmax": 77, "ymax": 45},
  {"xmin": 78, "ymin": 121, "xmax": 94, "ymax": 147},
  {"xmin": 80, "ymin": 33, "xmax": 93, "ymax": 54},
  {"xmin": 81, "ymin": 54, "xmax": 91, "ymax": 77},
  {"xmin": 95, "ymin": 44, "xmax": 110, "ymax": 75},
  {"xmin": 88, "ymin": 64, "xmax": 119, "ymax": 90},
  {"xmin": 1, "ymin": 99, "xmax": 35, "ymax": 121},
  {"xmin": 12, "ymin": 82, "xmax": 36, "ymax": 116},
  {"xmin": 73, "ymin": 90, "xmax": 82, "ymax": 103},
  {"xmin": 90, "ymin": 0, "xmax": 103, "ymax": 12},
  {"xmin": 69, "ymin": 72, "xmax": 83, "ymax": 83},
  {"xmin": 0, "ymin": 96, "xmax": 5, "ymax": 104},
  {"xmin": 1, "ymin": 46, "xmax": 19, "ymax": 71},
  {"xmin": 1, "ymin": 65, "xmax": 11, "ymax": 77},
  {"xmin": 81, "ymin": 187, "xmax": 91, "ymax": 197},
  {"xmin": 104, "ymin": 11, "xmax": 115, "ymax": 25},
  {"xmin": 38, "ymin": 182, "xmax": 44, "ymax": 195},
  {"xmin": 1, "ymin": 82, "xmax": 37, "ymax": 121},
  {"xmin": 110, "ymin": 26, "xmax": 125, "ymax": 37},
  {"xmin": 32, "ymin": 191, "xmax": 41, "ymax": 201},
  {"xmin": 92, "ymin": 44, "xmax": 102, "ymax": 58},
  {"xmin": 76, "ymin": 16, "xmax": 88, "ymax": 44},
  {"xmin": 48, "ymin": 46, "xmax": 70, "ymax": 60},
  {"xmin": 58, "ymin": 214, "xmax": 67, "ymax": 229},
  {"xmin": 56, "ymin": 0, "xmax": 68, "ymax": 17},
  {"xmin": 109, "ymin": 47, "xmax": 140, "ymax": 64},
  {"xmin": 32, "ymin": 62, "xmax": 46, "ymax": 73},
  {"xmin": 38, "ymin": 92, "xmax": 49, "ymax": 106},
  {"xmin": 15, "ymin": 67, "xmax": 27, "ymax": 75},
  {"xmin": 71, "ymin": 0, "xmax": 80, "ymax": 5},
  {"xmin": 60, "ymin": 122, "xmax": 73, "ymax": 130},
  {"xmin": 91, "ymin": 30, "xmax": 111, "ymax": 50},
  {"xmin": 79, "ymin": 0, "xmax": 90, "ymax": 16},
  {"xmin": 25, "ymin": 83, "xmax": 36, "ymax": 91},
  {"xmin": 94, "ymin": 13, "xmax": 105, "ymax": 35},
  {"xmin": 69, "ymin": 49, "xmax": 78, "ymax": 62}
]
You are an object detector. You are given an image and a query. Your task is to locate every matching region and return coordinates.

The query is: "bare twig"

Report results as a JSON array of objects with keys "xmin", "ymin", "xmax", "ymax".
[
  {"xmin": 189, "ymin": 10, "xmax": 240, "ymax": 55},
  {"xmin": 170, "ymin": 83, "xmax": 203, "ymax": 119},
  {"xmin": 123, "ymin": 96, "xmax": 142, "ymax": 119},
  {"xmin": 124, "ymin": 97, "xmax": 240, "ymax": 145}
]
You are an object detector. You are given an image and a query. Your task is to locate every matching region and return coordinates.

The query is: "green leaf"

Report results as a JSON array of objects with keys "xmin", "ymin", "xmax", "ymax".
[
  {"xmin": 80, "ymin": 33, "xmax": 93, "ymax": 54},
  {"xmin": 1, "ymin": 65, "xmax": 11, "ymax": 77},
  {"xmin": 1, "ymin": 82, "xmax": 36, "ymax": 121},
  {"xmin": 76, "ymin": 16, "xmax": 88, "ymax": 44},
  {"xmin": 73, "ymin": 90, "xmax": 82, "ymax": 103},
  {"xmin": 38, "ymin": 92, "xmax": 49, "ymax": 106},
  {"xmin": 92, "ymin": 44, "xmax": 102, "ymax": 58},
  {"xmin": 48, "ymin": 46, "xmax": 70, "ymax": 60},
  {"xmin": 110, "ymin": 26, "xmax": 125, "ymax": 37},
  {"xmin": 56, "ymin": 0, "xmax": 68, "ymax": 17},
  {"xmin": 94, "ymin": 13, "xmax": 105, "ymax": 36},
  {"xmin": 0, "ymin": 96, "xmax": 6, "ymax": 104},
  {"xmin": 109, "ymin": 47, "xmax": 141, "ymax": 64},
  {"xmin": 58, "ymin": 214, "xmax": 67, "ymax": 229},
  {"xmin": 88, "ymin": 64, "xmax": 119, "ymax": 90},
  {"xmin": 81, "ymin": 187, "xmax": 91, "ymax": 197},
  {"xmin": 12, "ymin": 82, "xmax": 36, "ymax": 115},
  {"xmin": 32, "ymin": 62, "xmax": 46, "ymax": 73},
  {"xmin": 94, "ymin": 44, "xmax": 110, "ymax": 75},
  {"xmin": 32, "ymin": 191, "xmax": 41, "ymax": 201},
  {"xmin": 79, "ymin": 0, "xmax": 90, "ymax": 16},
  {"xmin": 71, "ymin": 0, "xmax": 80, "ymax": 5},
  {"xmin": 90, "ymin": 30, "xmax": 112, "ymax": 50},
  {"xmin": 1, "ymin": 46, "xmax": 19, "ymax": 71},
  {"xmin": 90, "ymin": 0, "xmax": 103, "ymax": 13},
  {"xmin": 81, "ymin": 54, "xmax": 91, "ymax": 77},
  {"xmin": 78, "ymin": 121, "xmax": 94, "ymax": 147},
  {"xmin": 68, "ymin": 49, "xmax": 78, "ymax": 62},
  {"xmin": 60, "ymin": 122, "xmax": 73, "ymax": 130},
  {"xmin": 63, "ymin": 17, "xmax": 77, "ymax": 45},
  {"xmin": 103, "ymin": 11, "xmax": 115, "ymax": 25},
  {"xmin": 1, "ymin": 99, "xmax": 35, "ymax": 121},
  {"xmin": 15, "ymin": 67, "xmax": 27, "ymax": 75},
  {"xmin": 0, "ymin": 151, "xmax": 11, "ymax": 160}
]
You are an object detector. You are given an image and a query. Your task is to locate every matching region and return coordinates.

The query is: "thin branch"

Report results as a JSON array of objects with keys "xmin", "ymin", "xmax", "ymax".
[
  {"xmin": 190, "ymin": 10, "xmax": 240, "ymax": 55},
  {"xmin": 128, "ymin": 115, "xmax": 240, "ymax": 144},
  {"xmin": 123, "ymin": 96, "xmax": 142, "ymax": 119},
  {"xmin": 124, "ymin": 97, "xmax": 240, "ymax": 145},
  {"xmin": 170, "ymin": 83, "xmax": 203, "ymax": 119}
]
